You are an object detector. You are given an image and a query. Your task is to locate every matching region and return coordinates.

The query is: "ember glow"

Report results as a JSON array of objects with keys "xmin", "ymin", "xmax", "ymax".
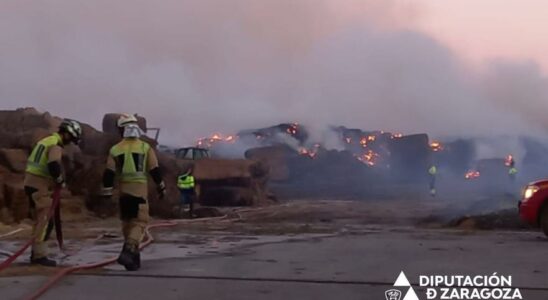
[
  {"xmin": 429, "ymin": 141, "xmax": 443, "ymax": 152},
  {"xmin": 505, "ymin": 154, "xmax": 514, "ymax": 167},
  {"xmin": 464, "ymin": 170, "xmax": 481, "ymax": 180},
  {"xmin": 286, "ymin": 123, "xmax": 299, "ymax": 136},
  {"xmin": 356, "ymin": 150, "xmax": 380, "ymax": 166},
  {"xmin": 299, "ymin": 147, "xmax": 318, "ymax": 159},
  {"xmin": 197, "ymin": 133, "xmax": 238, "ymax": 148}
]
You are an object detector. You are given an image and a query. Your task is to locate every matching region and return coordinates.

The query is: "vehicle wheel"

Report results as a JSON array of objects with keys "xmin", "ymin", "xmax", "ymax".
[{"xmin": 540, "ymin": 206, "xmax": 548, "ymax": 237}]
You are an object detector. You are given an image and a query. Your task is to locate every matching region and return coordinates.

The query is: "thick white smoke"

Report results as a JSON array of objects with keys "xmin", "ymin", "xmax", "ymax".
[{"xmin": 0, "ymin": 0, "xmax": 546, "ymax": 148}]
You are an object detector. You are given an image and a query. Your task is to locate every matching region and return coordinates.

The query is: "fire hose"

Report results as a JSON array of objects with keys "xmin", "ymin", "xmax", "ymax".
[
  {"xmin": 0, "ymin": 188, "xmax": 62, "ymax": 271},
  {"xmin": 0, "ymin": 189, "xmax": 257, "ymax": 300},
  {"xmin": 23, "ymin": 216, "xmax": 227, "ymax": 300}
]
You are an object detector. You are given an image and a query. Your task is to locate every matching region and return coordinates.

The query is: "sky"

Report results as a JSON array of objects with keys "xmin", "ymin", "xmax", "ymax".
[
  {"xmin": 1, "ymin": 0, "xmax": 547, "ymax": 146},
  {"xmin": 416, "ymin": 0, "xmax": 548, "ymax": 69}
]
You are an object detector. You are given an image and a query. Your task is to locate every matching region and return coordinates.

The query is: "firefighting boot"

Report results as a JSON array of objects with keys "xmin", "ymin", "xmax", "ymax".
[
  {"xmin": 30, "ymin": 257, "xmax": 57, "ymax": 267},
  {"xmin": 134, "ymin": 251, "xmax": 141, "ymax": 269},
  {"xmin": 117, "ymin": 243, "xmax": 139, "ymax": 271},
  {"xmin": 30, "ymin": 252, "xmax": 57, "ymax": 267}
]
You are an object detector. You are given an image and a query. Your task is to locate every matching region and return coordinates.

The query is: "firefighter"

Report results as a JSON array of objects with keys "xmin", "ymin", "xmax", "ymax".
[
  {"xmin": 101, "ymin": 114, "xmax": 166, "ymax": 271},
  {"xmin": 507, "ymin": 157, "xmax": 518, "ymax": 182},
  {"xmin": 428, "ymin": 165, "xmax": 437, "ymax": 197},
  {"xmin": 177, "ymin": 166, "xmax": 196, "ymax": 217},
  {"xmin": 24, "ymin": 119, "xmax": 82, "ymax": 266}
]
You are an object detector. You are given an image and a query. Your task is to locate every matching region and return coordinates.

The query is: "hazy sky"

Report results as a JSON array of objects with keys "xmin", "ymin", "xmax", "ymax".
[
  {"xmin": 417, "ymin": 0, "xmax": 548, "ymax": 69},
  {"xmin": 1, "ymin": 0, "xmax": 547, "ymax": 146}
]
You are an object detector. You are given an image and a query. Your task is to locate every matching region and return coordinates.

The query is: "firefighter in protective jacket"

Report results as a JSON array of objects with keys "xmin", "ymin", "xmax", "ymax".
[{"xmin": 101, "ymin": 114, "xmax": 166, "ymax": 271}]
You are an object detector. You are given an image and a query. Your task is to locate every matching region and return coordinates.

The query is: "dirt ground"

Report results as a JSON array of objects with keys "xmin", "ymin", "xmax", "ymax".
[{"xmin": 2, "ymin": 197, "xmax": 544, "ymax": 299}]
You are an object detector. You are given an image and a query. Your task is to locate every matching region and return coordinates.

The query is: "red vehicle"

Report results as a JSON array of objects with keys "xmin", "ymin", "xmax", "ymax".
[{"xmin": 519, "ymin": 180, "xmax": 548, "ymax": 236}]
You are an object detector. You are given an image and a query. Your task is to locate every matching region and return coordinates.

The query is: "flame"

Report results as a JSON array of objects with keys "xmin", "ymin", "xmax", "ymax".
[
  {"xmin": 430, "ymin": 141, "xmax": 443, "ymax": 152},
  {"xmin": 356, "ymin": 150, "xmax": 379, "ymax": 166},
  {"xmin": 196, "ymin": 133, "xmax": 238, "ymax": 148},
  {"xmin": 286, "ymin": 123, "xmax": 299, "ymax": 136},
  {"xmin": 391, "ymin": 133, "xmax": 403, "ymax": 139},
  {"xmin": 505, "ymin": 154, "xmax": 514, "ymax": 167},
  {"xmin": 367, "ymin": 135, "xmax": 376, "ymax": 142},
  {"xmin": 465, "ymin": 170, "xmax": 480, "ymax": 180},
  {"xmin": 299, "ymin": 147, "xmax": 317, "ymax": 159},
  {"xmin": 359, "ymin": 137, "xmax": 367, "ymax": 147}
]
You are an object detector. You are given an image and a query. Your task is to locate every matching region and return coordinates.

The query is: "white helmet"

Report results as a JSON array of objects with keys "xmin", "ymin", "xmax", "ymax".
[
  {"xmin": 59, "ymin": 119, "xmax": 82, "ymax": 144},
  {"xmin": 117, "ymin": 113, "xmax": 138, "ymax": 128}
]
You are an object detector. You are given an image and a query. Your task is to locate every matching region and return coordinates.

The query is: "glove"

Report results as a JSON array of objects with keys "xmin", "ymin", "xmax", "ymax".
[{"xmin": 157, "ymin": 182, "xmax": 166, "ymax": 200}]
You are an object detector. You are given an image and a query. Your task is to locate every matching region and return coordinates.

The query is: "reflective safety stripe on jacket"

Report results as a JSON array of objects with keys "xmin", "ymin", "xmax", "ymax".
[
  {"xmin": 26, "ymin": 133, "xmax": 63, "ymax": 178},
  {"xmin": 428, "ymin": 166, "xmax": 437, "ymax": 175},
  {"xmin": 110, "ymin": 139, "xmax": 151, "ymax": 184},
  {"xmin": 177, "ymin": 174, "xmax": 195, "ymax": 190}
]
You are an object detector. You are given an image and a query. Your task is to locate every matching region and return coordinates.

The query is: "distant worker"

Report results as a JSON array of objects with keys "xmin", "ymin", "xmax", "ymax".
[
  {"xmin": 101, "ymin": 114, "xmax": 166, "ymax": 271},
  {"xmin": 24, "ymin": 119, "xmax": 82, "ymax": 266},
  {"xmin": 428, "ymin": 165, "xmax": 437, "ymax": 197},
  {"xmin": 508, "ymin": 166, "xmax": 518, "ymax": 182},
  {"xmin": 506, "ymin": 156, "xmax": 518, "ymax": 182},
  {"xmin": 177, "ymin": 166, "xmax": 196, "ymax": 217}
]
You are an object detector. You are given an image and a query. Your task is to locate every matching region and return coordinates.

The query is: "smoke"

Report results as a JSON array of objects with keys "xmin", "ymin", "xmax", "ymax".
[{"xmin": 0, "ymin": 0, "xmax": 546, "ymax": 147}]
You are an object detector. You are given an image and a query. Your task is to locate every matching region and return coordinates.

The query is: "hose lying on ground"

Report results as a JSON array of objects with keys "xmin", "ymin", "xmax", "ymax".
[
  {"xmin": 23, "ymin": 215, "xmax": 228, "ymax": 300},
  {"xmin": 0, "ymin": 188, "xmax": 62, "ymax": 272},
  {"xmin": 2, "ymin": 204, "xmax": 264, "ymax": 299}
]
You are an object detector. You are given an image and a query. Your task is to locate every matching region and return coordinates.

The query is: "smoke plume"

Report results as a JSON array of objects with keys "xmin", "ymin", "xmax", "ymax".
[{"xmin": 0, "ymin": 0, "xmax": 546, "ymax": 147}]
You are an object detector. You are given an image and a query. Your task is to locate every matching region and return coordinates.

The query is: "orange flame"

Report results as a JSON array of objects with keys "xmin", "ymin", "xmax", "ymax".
[
  {"xmin": 356, "ymin": 150, "xmax": 379, "ymax": 166},
  {"xmin": 430, "ymin": 141, "xmax": 443, "ymax": 152},
  {"xmin": 505, "ymin": 154, "xmax": 514, "ymax": 167},
  {"xmin": 197, "ymin": 133, "xmax": 238, "ymax": 148}
]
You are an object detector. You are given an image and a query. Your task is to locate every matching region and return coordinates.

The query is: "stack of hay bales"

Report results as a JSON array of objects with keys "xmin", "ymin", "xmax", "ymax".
[{"xmin": 0, "ymin": 108, "xmax": 272, "ymax": 224}]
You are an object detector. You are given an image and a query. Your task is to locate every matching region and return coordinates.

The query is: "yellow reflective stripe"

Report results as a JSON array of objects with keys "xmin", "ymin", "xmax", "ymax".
[
  {"xmin": 26, "ymin": 134, "xmax": 63, "ymax": 178},
  {"xmin": 110, "ymin": 139, "xmax": 150, "ymax": 183},
  {"xmin": 36, "ymin": 214, "xmax": 50, "ymax": 242},
  {"xmin": 178, "ymin": 176, "xmax": 195, "ymax": 188}
]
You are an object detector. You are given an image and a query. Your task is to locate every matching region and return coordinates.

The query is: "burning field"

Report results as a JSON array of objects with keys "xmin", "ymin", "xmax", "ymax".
[
  {"xmin": 1, "ymin": 108, "xmax": 548, "ymax": 233},
  {"xmin": 186, "ymin": 122, "xmax": 548, "ymax": 203}
]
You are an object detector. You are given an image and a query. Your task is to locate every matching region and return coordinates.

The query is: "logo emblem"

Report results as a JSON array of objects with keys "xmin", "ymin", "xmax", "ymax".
[
  {"xmin": 385, "ymin": 271, "xmax": 419, "ymax": 300},
  {"xmin": 385, "ymin": 289, "xmax": 402, "ymax": 300}
]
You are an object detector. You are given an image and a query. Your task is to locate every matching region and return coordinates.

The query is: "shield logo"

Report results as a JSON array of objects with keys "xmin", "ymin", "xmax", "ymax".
[{"xmin": 385, "ymin": 289, "xmax": 402, "ymax": 300}]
